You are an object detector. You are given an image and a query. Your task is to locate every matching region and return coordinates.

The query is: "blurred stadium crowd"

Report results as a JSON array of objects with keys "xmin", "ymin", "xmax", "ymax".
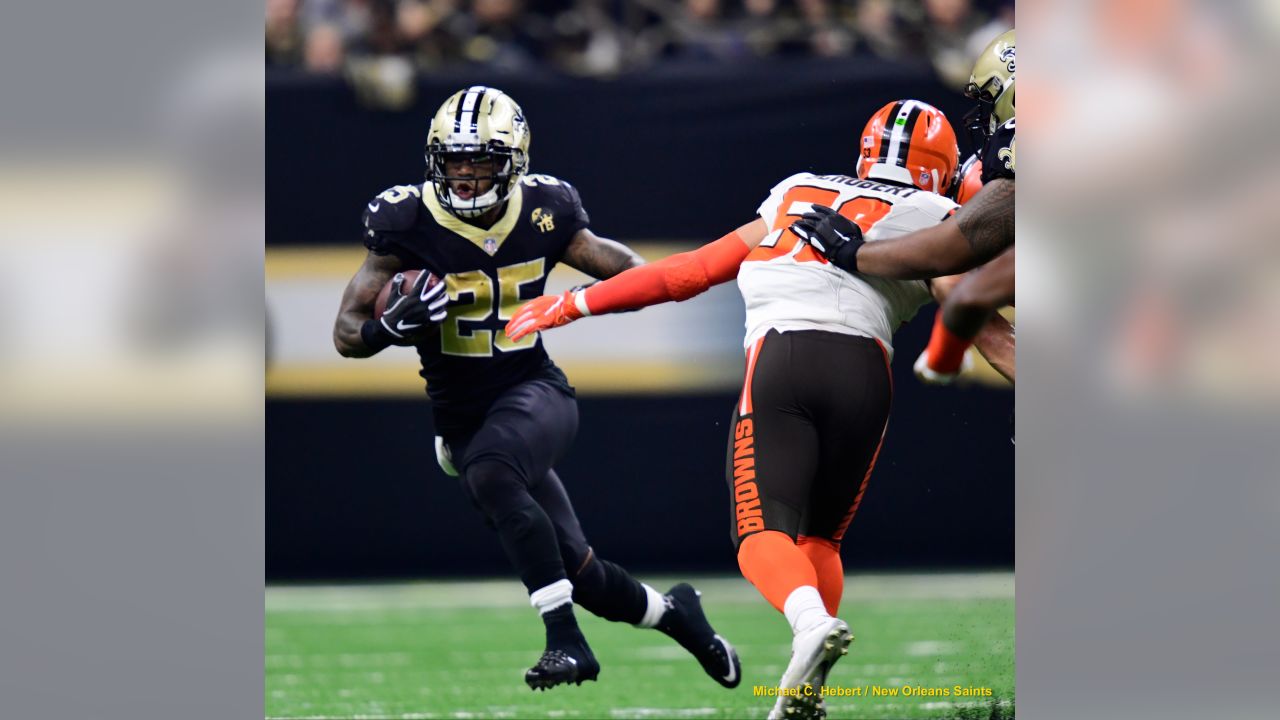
[{"xmin": 266, "ymin": 0, "xmax": 1013, "ymax": 87}]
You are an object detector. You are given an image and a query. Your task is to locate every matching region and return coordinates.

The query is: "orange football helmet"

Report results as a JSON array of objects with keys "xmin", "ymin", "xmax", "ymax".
[
  {"xmin": 954, "ymin": 154, "xmax": 985, "ymax": 205},
  {"xmin": 857, "ymin": 99, "xmax": 959, "ymax": 196}
]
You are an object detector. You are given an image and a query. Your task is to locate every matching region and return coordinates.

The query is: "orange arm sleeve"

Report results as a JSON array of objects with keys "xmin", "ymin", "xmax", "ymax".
[{"xmin": 578, "ymin": 230, "xmax": 751, "ymax": 316}]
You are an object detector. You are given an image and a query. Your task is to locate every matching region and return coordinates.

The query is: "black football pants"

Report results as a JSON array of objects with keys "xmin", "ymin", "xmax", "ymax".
[
  {"xmin": 726, "ymin": 330, "xmax": 893, "ymax": 549},
  {"xmin": 446, "ymin": 378, "xmax": 646, "ymax": 624}
]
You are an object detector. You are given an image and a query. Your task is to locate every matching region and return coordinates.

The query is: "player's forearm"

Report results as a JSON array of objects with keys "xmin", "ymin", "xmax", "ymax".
[
  {"xmin": 972, "ymin": 314, "xmax": 1016, "ymax": 382},
  {"xmin": 855, "ymin": 222, "xmax": 979, "ymax": 280},
  {"xmin": 335, "ymin": 251, "xmax": 402, "ymax": 358},
  {"xmin": 855, "ymin": 180, "xmax": 1014, "ymax": 280},
  {"xmin": 333, "ymin": 311, "xmax": 380, "ymax": 358},
  {"xmin": 939, "ymin": 247, "xmax": 1015, "ymax": 338},
  {"xmin": 578, "ymin": 231, "xmax": 749, "ymax": 316}
]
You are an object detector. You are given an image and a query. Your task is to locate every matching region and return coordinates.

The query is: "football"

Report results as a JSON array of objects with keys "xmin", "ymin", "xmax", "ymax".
[{"xmin": 373, "ymin": 269, "xmax": 442, "ymax": 319}]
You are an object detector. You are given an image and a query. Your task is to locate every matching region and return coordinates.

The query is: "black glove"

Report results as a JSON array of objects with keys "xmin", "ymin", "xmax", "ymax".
[
  {"xmin": 361, "ymin": 271, "xmax": 449, "ymax": 350},
  {"xmin": 789, "ymin": 204, "xmax": 865, "ymax": 274}
]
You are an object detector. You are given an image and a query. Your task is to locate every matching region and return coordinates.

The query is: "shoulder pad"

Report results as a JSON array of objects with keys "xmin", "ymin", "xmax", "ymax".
[
  {"xmin": 914, "ymin": 190, "xmax": 961, "ymax": 221},
  {"xmin": 363, "ymin": 184, "xmax": 423, "ymax": 233},
  {"xmin": 519, "ymin": 173, "xmax": 589, "ymax": 234},
  {"xmin": 518, "ymin": 173, "xmax": 574, "ymax": 198},
  {"xmin": 757, "ymin": 173, "xmax": 817, "ymax": 222}
]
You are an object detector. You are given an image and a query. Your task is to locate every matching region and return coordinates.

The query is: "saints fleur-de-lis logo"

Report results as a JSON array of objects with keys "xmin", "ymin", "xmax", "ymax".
[
  {"xmin": 998, "ymin": 138, "xmax": 1015, "ymax": 171},
  {"xmin": 531, "ymin": 207, "xmax": 555, "ymax": 233},
  {"xmin": 999, "ymin": 46, "xmax": 1015, "ymax": 73}
]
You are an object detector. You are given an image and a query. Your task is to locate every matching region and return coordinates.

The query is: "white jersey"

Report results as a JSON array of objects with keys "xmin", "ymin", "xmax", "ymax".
[{"xmin": 738, "ymin": 172, "xmax": 958, "ymax": 358}]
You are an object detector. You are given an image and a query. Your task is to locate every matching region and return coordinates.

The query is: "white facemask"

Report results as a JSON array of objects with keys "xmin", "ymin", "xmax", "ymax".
[{"xmin": 444, "ymin": 183, "xmax": 503, "ymax": 218}]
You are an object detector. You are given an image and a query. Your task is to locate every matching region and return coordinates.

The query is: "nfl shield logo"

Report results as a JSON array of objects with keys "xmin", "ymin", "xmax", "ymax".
[{"xmin": 483, "ymin": 237, "xmax": 499, "ymax": 255}]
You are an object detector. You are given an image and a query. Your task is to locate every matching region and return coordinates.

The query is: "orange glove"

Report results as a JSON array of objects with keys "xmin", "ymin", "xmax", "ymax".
[{"xmin": 506, "ymin": 290, "xmax": 584, "ymax": 342}]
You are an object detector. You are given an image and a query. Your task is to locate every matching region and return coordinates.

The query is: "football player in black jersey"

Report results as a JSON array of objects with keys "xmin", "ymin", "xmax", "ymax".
[
  {"xmin": 792, "ymin": 30, "xmax": 1016, "ymax": 384},
  {"xmin": 332, "ymin": 86, "xmax": 741, "ymax": 692}
]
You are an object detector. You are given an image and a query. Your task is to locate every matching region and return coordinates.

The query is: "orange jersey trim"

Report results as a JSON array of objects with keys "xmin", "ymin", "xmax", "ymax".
[
  {"xmin": 833, "ymin": 339, "xmax": 892, "ymax": 541},
  {"xmin": 739, "ymin": 336, "xmax": 766, "ymax": 416}
]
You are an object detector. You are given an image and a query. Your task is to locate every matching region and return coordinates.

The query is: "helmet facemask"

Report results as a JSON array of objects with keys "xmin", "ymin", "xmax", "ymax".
[
  {"xmin": 962, "ymin": 96, "xmax": 996, "ymax": 148},
  {"xmin": 425, "ymin": 143, "xmax": 527, "ymax": 219}
]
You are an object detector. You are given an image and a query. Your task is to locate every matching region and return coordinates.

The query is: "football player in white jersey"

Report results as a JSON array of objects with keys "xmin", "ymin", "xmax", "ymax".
[
  {"xmin": 506, "ymin": 99, "xmax": 1013, "ymax": 719},
  {"xmin": 795, "ymin": 30, "xmax": 1016, "ymax": 385}
]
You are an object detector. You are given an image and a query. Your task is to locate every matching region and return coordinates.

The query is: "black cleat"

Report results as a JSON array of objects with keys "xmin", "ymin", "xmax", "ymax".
[
  {"xmin": 656, "ymin": 583, "xmax": 742, "ymax": 688},
  {"xmin": 524, "ymin": 643, "xmax": 600, "ymax": 691}
]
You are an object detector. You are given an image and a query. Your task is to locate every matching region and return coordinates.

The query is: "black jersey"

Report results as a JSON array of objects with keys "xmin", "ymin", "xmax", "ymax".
[
  {"xmin": 981, "ymin": 118, "xmax": 1016, "ymax": 183},
  {"xmin": 361, "ymin": 174, "xmax": 588, "ymax": 434}
]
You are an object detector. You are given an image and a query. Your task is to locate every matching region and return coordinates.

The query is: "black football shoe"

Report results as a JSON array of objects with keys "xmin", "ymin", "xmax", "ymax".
[
  {"xmin": 655, "ymin": 583, "xmax": 742, "ymax": 688},
  {"xmin": 523, "ymin": 645, "xmax": 601, "ymax": 690},
  {"xmin": 524, "ymin": 606, "xmax": 601, "ymax": 691}
]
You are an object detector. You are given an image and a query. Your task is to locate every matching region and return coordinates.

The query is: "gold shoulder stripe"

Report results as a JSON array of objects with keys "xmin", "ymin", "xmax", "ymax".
[{"xmin": 422, "ymin": 183, "xmax": 524, "ymax": 252}]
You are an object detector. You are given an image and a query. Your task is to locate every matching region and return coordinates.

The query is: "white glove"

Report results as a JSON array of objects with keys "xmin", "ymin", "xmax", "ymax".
[{"xmin": 434, "ymin": 436, "xmax": 459, "ymax": 477}]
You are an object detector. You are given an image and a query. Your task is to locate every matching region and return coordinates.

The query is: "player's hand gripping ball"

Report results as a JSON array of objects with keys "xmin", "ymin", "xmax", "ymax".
[
  {"xmin": 374, "ymin": 269, "xmax": 448, "ymax": 344},
  {"xmin": 505, "ymin": 290, "xmax": 583, "ymax": 342}
]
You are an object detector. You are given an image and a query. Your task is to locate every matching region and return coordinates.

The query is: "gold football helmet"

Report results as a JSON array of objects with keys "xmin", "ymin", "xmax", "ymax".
[
  {"xmin": 964, "ymin": 29, "xmax": 1016, "ymax": 139},
  {"xmin": 424, "ymin": 86, "xmax": 530, "ymax": 218}
]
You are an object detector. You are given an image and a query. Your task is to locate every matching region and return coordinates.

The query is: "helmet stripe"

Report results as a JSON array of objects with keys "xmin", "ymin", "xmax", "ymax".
[
  {"xmin": 885, "ymin": 101, "xmax": 924, "ymax": 168},
  {"xmin": 452, "ymin": 90, "xmax": 467, "ymax": 133},
  {"xmin": 877, "ymin": 100, "xmax": 906, "ymax": 164},
  {"xmin": 453, "ymin": 85, "xmax": 487, "ymax": 135},
  {"xmin": 458, "ymin": 86, "xmax": 486, "ymax": 136}
]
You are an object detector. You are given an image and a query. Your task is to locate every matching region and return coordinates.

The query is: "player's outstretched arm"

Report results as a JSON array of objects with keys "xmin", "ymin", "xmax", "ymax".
[
  {"xmin": 794, "ymin": 179, "xmax": 1015, "ymax": 280},
  {"xmin": 505, "ymin": 219, "xmax": 767, "ymax": 341},
  {"xmin": 561, "ymin": 228, "xmax": 645, "ymax": 279},
  {"xmin": 859, "ymin": 178, "xmax": 1015, "ymax": 279},
  {"xmin": 333, "ymin": 251, "xmax": 403, "ymax": 358}
]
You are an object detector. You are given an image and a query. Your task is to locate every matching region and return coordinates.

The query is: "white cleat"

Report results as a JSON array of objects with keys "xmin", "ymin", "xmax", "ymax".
[{"xmin": 767, "ymin": 617, "xmax": 853, "ymax": 720}]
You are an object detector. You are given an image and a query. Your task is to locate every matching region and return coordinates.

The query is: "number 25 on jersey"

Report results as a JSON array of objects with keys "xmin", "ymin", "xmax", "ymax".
[{"xmin": 440, "ymin": 259, "xmax": 546, "ymax": 356}]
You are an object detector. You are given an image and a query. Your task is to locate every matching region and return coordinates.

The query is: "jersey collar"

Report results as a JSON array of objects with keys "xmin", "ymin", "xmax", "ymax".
[{"xmin": 422, "ymin": 182, "xmax": 524, "ymax": 253}]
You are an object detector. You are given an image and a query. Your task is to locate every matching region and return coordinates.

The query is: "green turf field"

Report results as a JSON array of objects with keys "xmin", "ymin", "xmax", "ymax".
[{"xmin": 266, "ymin": 573, "xmax": 1013, "ymax": 719}]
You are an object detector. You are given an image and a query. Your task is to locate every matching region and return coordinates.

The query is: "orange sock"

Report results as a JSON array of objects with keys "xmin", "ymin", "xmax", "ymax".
[
  {"xmin": 737, "ymin": 530, "xmax": 819, "ymax": 613},
  {"xmin": 797, "ymin": 536, "xmax": 844, "ymax": 615}
]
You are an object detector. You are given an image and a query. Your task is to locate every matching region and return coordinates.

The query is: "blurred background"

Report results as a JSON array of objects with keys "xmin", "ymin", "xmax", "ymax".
[
  {"xmin": 265, "ymin": 0, "xmax": 1015, "ymax": 583},
  {"xmin": 266, "ymin": 0, "xmax": 1014, "ymax": 83}
]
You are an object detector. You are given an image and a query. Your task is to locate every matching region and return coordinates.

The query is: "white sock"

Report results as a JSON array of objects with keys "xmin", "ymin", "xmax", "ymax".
[
  {"xmin": 529, "ymin": 579, "xmax": 574, "ymax": 615},
  {"xmin": 783, "ymin": 585, "xmax": 830, "ymax": 635},
  {"xmin": 635, "ymin": 584, "xmax": 668, "ymax": 628}
]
